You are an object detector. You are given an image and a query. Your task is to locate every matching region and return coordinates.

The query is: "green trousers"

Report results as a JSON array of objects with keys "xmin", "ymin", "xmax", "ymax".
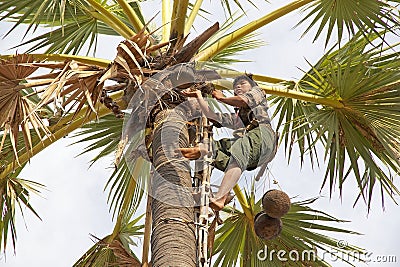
[{"xmin": 212, "ymin": 124, "xmax": 276, "ymax": 171}]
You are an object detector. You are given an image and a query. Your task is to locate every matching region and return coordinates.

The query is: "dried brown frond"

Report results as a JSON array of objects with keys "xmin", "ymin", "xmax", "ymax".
[
  {"xmin": 75, "ymin": 234, "xmax": 141, "ymax": 267},
  {"xmin": 108, "ymin": 239, "xmax": 141, "ymax": 267},
  {"xmin": 0, "ymin": 54, "xmax": 38, "ymax": 84},
  {"xmin": 35, "ymin": 60, "xmax": 104, "ymax": 121},
  {"xmin": 343, "ymin": 108, "xmax": 385, "ymax": 152},
  {"xmin": 0, "ymin": 54, "xmax": 51, "ymax": 163}
]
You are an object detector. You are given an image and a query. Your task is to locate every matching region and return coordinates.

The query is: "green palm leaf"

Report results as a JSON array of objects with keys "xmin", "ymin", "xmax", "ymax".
[
  {"xmin": 105, "ymin": 157, "xmax": 149, "ymax": 220},
  {"xmin": 18, "ymin": 17, "xmax": 102, "ymax": 55},
  {"xmin": 276, "ymin": 31, "xmax": 400, "ymax": 208},
  {"xmin": 71, "ymin": 114, "xmax": 149, "ymax": 218},
  {"xmin": 219, "ymin": 0, "xmax": 269, "ymax": 17},
  {"xmin": 0, "ymin": 0, "xmax": 84, "ymax": 37},
  {"xmin": 73, "ymin": 215, "xmax": 144, "ymax": 267},
  {"xmin": 269, "ymin": 82, "xmax": 320, "ymax": 167},
  {"xmin": 298, "ymin": 0, "xmax": 400, "ymax": 46},
  {"xmin": 1, "ymin": 0, "xmax": 144, "ymax": 55},
  {"xmin": 199, "ymin": 14, "xmax": 266, "ymax": 69},
  {"xmin": 72, "ymin": 114, "xmax": 123, "ymax": 165},
  {"xmin": 0, "ymin": 166, "xmax": 44, "ymax": 252},
  {"xmin": 213, "ymin": 190, "xmax": 363, "ymax": 267}
]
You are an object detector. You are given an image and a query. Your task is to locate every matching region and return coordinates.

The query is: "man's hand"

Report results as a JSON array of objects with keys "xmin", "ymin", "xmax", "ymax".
[
  {"xmin": 211, "ymin": 90, "xmax": 224, "ymax": 100},
  {"xmin": 181, "ymin": 89, "xmax": 202, "ymax": 98}
]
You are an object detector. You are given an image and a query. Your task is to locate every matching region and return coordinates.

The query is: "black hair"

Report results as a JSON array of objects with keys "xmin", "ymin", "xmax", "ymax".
[{"xmin": 233, "ymin": 75, "xmax": 257, "ymax": 88}]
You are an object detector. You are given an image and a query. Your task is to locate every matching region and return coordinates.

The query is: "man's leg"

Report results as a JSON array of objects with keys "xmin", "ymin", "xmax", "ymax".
[
  {"xmin": 178, "ymin": 140, "xmax": 243, "ymax": 211},
  {"xmin": 210, "ymin": 160, "xmax": 242, "ymax": 211}
]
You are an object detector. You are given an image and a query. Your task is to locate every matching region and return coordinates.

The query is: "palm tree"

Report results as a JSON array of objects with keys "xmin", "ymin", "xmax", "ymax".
[{"xmin": 1, "ymin": 0, "xmax": 400, "ymax": 266}]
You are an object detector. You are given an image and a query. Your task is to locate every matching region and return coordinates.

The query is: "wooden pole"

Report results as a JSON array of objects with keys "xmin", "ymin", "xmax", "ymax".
[{"xmin": 142, "ymin": 173, "xmax": 153, "ymax": 267}]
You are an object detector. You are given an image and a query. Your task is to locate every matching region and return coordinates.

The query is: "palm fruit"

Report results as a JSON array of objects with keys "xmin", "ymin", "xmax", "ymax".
[
  {"xmin": 262, "ymin": 189, "xmax": 291, "ymax": 218},
  {"xmin": 254, "ymin": 212, "xmax": 282, "ymax": 240}
]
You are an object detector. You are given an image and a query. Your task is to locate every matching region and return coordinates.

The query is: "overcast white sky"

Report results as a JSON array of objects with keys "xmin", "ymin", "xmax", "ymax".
[{"xmin": 1, "ymin": 1, "xmax": 399, "ymax": 266}]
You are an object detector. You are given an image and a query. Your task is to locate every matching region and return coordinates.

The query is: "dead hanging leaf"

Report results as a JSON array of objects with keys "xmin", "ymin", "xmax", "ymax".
[
  {"xmin": 35, "ymin": 60, "xmax": 104, "ymax": 120},
  {"xmin": 109, "ymin": 239, "xmax": 141, "ymax": 267},
  {"xmin": 208, "ymin": 217, "xmax": 218, "ymax": 260},
  {"xmin": 113, "ymin": 26, "xmax": 170, "ymax": 80},
  {"xmin": 0, "ymin": 54, "xmax": 38, "ymax": 84},
  {"xmin": 0, "ymin": 54, "xmax": 51, "ymax": 163},
  {"xmin": 75, "ymin": 234, "xmax": 141, "ymax": 267}
]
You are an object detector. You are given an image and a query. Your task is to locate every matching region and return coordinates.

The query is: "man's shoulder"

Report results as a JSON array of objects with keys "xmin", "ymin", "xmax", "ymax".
[
  {"xmin": 251, "ymin": 86, "xmax": 265, "ymax": 94},
  {"xmin": 246, "ymin": 86, "xmax": 266, "ymax": 101}
]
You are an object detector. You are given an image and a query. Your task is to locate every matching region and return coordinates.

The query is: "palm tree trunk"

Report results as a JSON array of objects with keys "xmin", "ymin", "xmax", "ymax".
[{"xmin": 151, "ymin": 109, "xmax": 196, "ymax": 267}]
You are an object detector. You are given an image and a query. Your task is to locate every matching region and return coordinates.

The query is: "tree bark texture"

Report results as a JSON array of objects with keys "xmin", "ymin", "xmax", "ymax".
[{"xmin": 151, "ymin": 109, "xmax": 196, "ymax": 267}]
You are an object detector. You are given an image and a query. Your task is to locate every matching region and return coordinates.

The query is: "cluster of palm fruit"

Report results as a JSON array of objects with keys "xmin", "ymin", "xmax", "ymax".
[{"xmin": 254, "ymin": 189, "xmax": 291, "ymax": 240}]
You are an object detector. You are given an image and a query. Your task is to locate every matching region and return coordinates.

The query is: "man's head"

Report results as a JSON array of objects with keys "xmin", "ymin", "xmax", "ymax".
[{"xmin": 233, "ymin": 75, "xmax": 257, "ymax": 95}]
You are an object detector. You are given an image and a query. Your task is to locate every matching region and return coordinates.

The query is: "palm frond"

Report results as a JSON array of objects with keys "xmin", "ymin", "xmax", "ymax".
[
  {"xmin": 73, "ymin": 215, "xmax": 144, "ymax": 267},
  {"xmin": 71, "ymin": 112, "xmax": 151, "ymax": 222},
  {"xmin": 298, "ymin": 0, "xmax": 400, "ymax": 46},
  {"xmin": 219, "ymin": 0, "xmax": 269, "ymax": 17},
  {"xmin": 269, "ymin": 31, "xmax": 383, "ymax": 166},
  {"xmin": 72, "ymin": 114, "xmax": 123, "ymax": 165},
  {"xmin": 274, "ymin": 31, "xmax": 400, "ymax": 208},
  {"xmin": 112, "ymin": 0, "xmax": 146, "ymax": 32},
  {"xmin": 0, "ymin": 54, "xmax": 52, "ymax": 163},
  {"xmin": 0, "ymin": 86, "xmax": 54, "ymax": 165},
  {"xmin": 0, "ymin": 166, "xmax": 45, "ymax": 252},
  {"xmin": 105, "ymin": 157, "xmax": 149, "ymax": 220},
  {"xmin": 269, "ymin": 81, "xmax": 321, "ymax": 167},
  {"xmin": 169, "ymin": 0, "xmax": 189, "ymax": 42},
  {"xmin": 33, "ymin": 60, "xmax": 105, "ymax": 121},
  {"xmin": 17, "ymin": 17, "xmax": 101, "ymax": 55},
  {"xmin": 199, "ymin": 14, "xmax": 266, "ymax": 69},
  {"xmin": 212, "ymin": 190, "xmax": 363, "ymax": 267},
  {"xmin": 0, "ymin": 0, "xmax": 85, "ymax": 38},
  {"xmin": 1, "ymin": 0, "xmax": 139, "ymax": 55}
]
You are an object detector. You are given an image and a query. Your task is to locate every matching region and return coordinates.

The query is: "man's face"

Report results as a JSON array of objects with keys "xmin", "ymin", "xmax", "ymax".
[{"xmin": 233, "ymin": 79, "xmax": 252, "ymax": 95}]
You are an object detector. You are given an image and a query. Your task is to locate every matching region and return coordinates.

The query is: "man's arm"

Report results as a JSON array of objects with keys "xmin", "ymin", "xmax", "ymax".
[
  {"xmin": 182, "ymin": 90, "xmax": 220, "ymax": 121},
  {"xmin": 211, "ymin": 90, "xmax": 248, "ymax": 107}
]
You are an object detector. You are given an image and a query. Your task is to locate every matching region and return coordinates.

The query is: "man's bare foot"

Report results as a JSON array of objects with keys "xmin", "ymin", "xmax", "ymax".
[
  {"xmin": 210, "ymin": 197, "xmax": 225, "ymax": 211},
  {"xmin": 210, "ymin": 193, "xmax": 235, "ymax": 211},
  {"xmin": 177, "ymin": 143, "xmax": 208, "ymax": 160}
]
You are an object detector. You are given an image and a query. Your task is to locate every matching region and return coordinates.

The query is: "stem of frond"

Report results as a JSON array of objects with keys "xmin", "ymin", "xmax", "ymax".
[
  {"xmin": 0, "ymin": 54, "xmax": 111, "ymax": 68},
  {"xmin": 170, "ymin": 0, "xmax": 189, "ymax": 40},
  {"xmin": 162, "ymin": 0, "xmax": 172, "ymax": 43},
  {"xmin": 185, "ymin": 0, "xmax": 204, "ymax": 35},
  {"xmin": 86, "ymin": 0, "xmax": 135, "ymax": 38},
  {"xmin": 260, "ymin": 84, "xmax": 345, "ymax": 108},
  {"xmin": 115, "ymin": 0, "xmax": 144, "ymax": 32},
  {"xmin": 218, "ymin": 70, "xmax": 285, "ymax": 84},
  {"xmin": 194, "ymin": 0, "xmax": 314, "ymax": 61},
  {"xmin": 233, "ymin": 184, "xmax": 253, "ymax": 220},
  {"xmin": 213, "ymin": 75, "xmax": 344, "ymax": 108}
]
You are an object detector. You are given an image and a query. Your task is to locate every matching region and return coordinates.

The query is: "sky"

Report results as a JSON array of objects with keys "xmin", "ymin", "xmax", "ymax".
[{"xmin": 1, "ymin": 1, "xmax": 399, "ymax": 266}]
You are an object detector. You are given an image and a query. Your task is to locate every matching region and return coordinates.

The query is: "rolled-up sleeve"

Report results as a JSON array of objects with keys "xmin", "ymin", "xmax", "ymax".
[{"xmin": 238, "ymin": 86, "xmax": 266, "ymax": 108}]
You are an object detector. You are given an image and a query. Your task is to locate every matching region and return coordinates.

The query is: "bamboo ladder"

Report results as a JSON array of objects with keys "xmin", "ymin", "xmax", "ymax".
[{"xmin": 193, "ymin": 115, "xmax": 213, "ymax": 267}]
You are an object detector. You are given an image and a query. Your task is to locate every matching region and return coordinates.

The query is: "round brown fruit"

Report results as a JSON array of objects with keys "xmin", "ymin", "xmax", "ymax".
[
  {"xmin": 262, "ymin": 189, "xmax": 291, "ymax": 218},
  {"xmin": 254, "ymin": 212, "xmax": 282, "ymax": 240}
]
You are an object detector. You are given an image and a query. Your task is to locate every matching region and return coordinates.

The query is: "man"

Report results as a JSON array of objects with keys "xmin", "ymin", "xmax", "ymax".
[{"xmin": 179, "ymin": 75, "xmax": 277, "ymax": 210}]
